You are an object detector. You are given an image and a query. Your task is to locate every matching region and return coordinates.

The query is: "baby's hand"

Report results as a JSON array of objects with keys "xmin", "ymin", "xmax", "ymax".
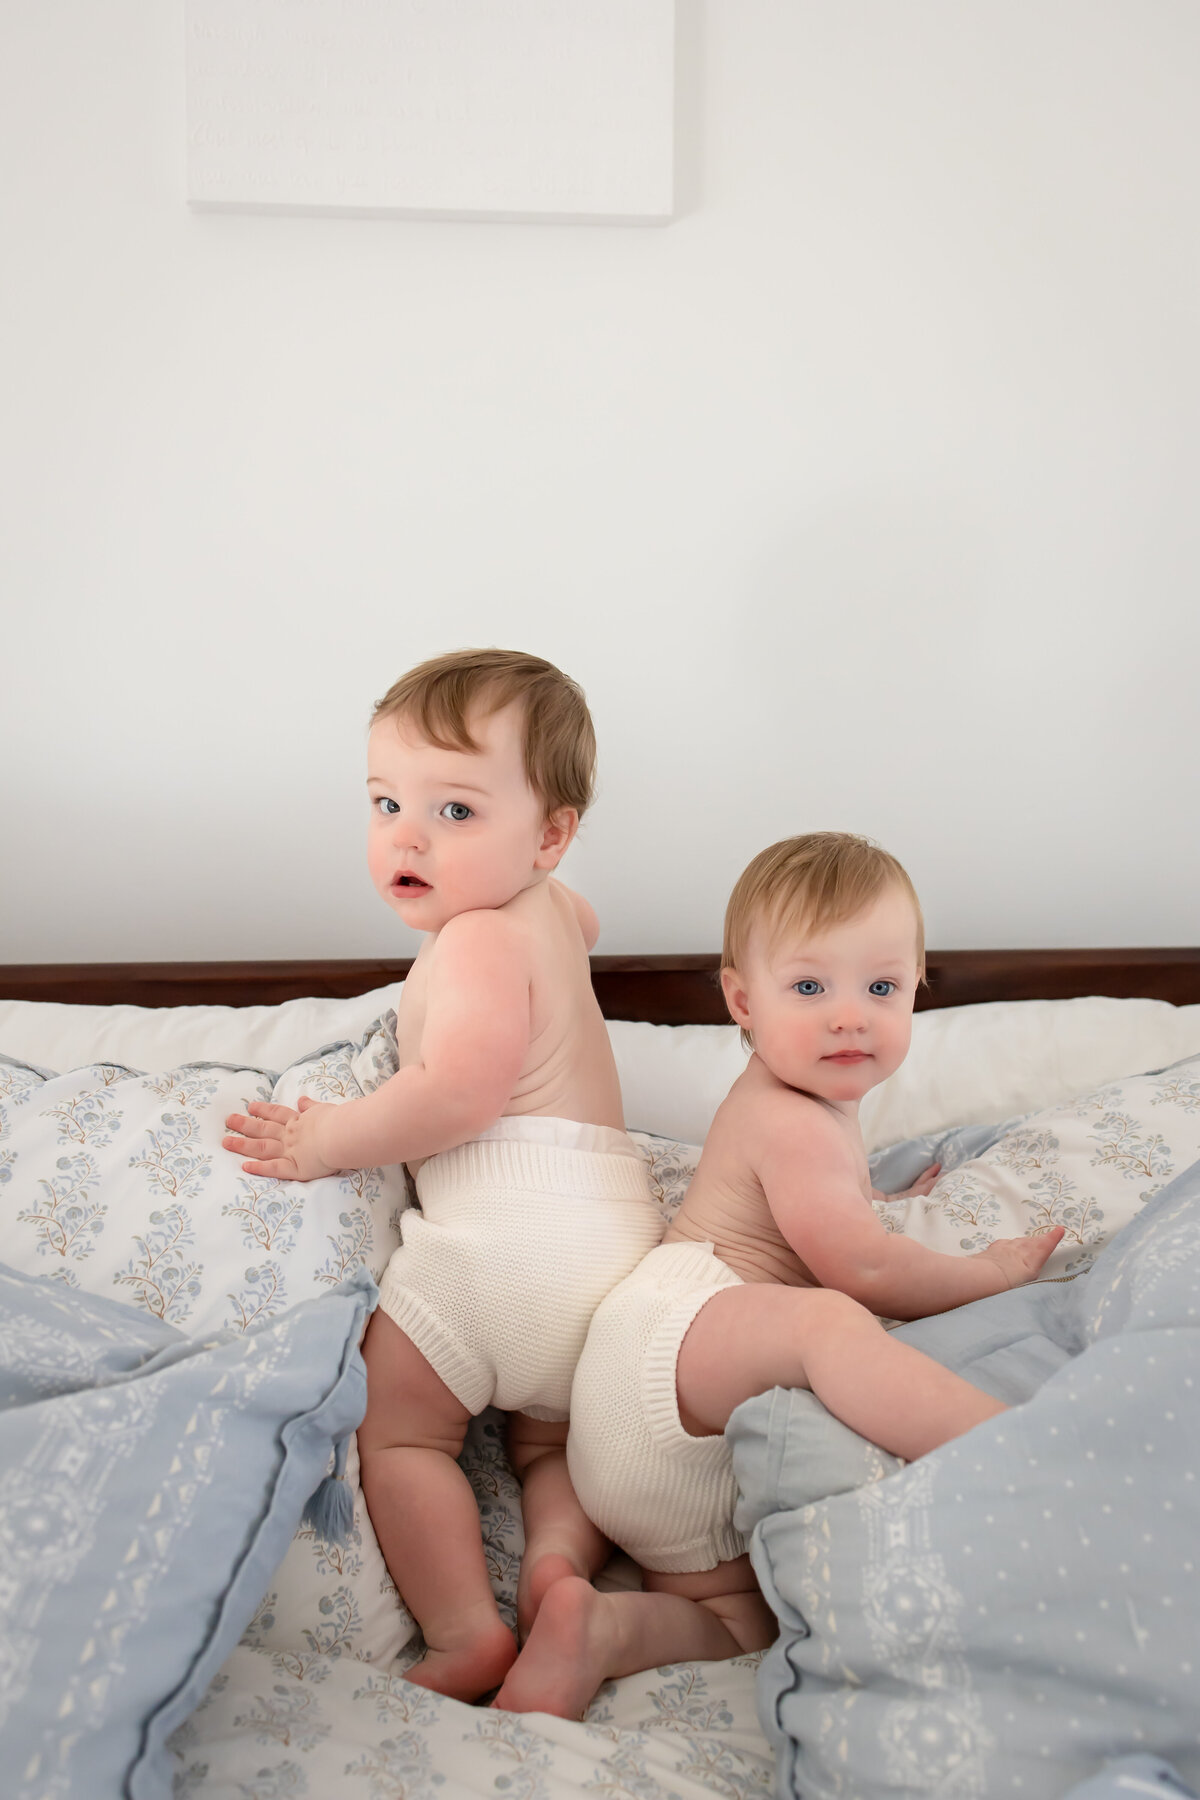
[
  {"xmin": 222, "ymin": 1096, "xmax": 339, "ymax": 1183},
  {"xmin": 871, "ymin": 1162, "xmax": 942, "ymax": 1205},
  {"xmin": 972, "ymin": 1226, "xmax": 1066, "ymax": 1290}
]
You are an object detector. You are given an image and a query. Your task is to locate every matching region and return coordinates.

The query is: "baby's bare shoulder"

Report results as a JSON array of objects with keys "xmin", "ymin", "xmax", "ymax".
[
  {"xmin": 721, "ymin": 1067, "xmax": 851, "ymax": 1165},
  {"xmin": 432, "ymin": 905, "xmax": 531, "ymax": 971},
  {"xmin": 548, "ymin": 876, "xmax": 599, "ymax": 950},
  {"xmin": 504, "ymin": 881, "xmax": 594, "ymax": 971}
]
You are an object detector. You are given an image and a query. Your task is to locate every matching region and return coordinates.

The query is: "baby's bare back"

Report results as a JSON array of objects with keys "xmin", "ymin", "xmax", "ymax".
[{"xmin": 396, "ymin": 878, "xmax": 624, "ymax": 1133}]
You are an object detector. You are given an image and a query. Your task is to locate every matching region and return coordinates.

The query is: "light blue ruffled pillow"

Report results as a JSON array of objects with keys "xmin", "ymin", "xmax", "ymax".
[{"xmin": 0, "ymin": 1259, "xmax": 374, "ymax": 1800}]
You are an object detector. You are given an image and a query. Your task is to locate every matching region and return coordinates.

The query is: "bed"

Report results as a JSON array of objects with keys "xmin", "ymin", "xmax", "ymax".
[{"xmin": 2, "ymin": 949, "xmax": 1198, "ymax": 1800}]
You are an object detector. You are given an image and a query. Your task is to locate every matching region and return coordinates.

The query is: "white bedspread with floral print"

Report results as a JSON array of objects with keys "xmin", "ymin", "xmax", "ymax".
[{"xmin": 169, "ymin": 1645, "xmax": 773, "ymax": 1800}]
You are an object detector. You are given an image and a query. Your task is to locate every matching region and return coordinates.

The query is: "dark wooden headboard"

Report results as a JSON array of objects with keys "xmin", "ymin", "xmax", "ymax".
[{"xmin": 1, "ymin": 950, "xmax": 1198, "ymax": 1026}]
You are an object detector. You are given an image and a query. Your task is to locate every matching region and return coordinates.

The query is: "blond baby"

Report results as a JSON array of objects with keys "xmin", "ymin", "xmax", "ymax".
[{"xmin": 494, "ymin": 832, "xmax": 1063, "ymax": 1718}]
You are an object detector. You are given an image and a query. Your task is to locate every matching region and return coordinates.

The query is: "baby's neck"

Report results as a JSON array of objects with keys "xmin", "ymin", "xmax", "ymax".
[
  {"xmin": 805, "ymin": 1090, "xmax": 860, "ymax": 1125},
  {"xmin": 757, "ymin": 1056, "xmax": 862, "ymax": 1124}
]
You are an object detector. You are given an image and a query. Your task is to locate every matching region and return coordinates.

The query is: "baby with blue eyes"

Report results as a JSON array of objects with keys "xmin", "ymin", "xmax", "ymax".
[
  {"xmin": 224, "ymin": 648, "xmax": 665, "ymax": 1705},
  {"xmin": 494, "ymin": 831, "xmax": 1062, "ymax": 1719}
]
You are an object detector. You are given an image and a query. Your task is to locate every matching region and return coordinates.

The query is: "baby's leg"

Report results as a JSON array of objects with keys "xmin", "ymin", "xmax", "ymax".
[
  {"xmin": 507, "ymin": 1413, "xmax": 611, "ymax": 1640},
  {"xmin": 358, "ymin": 1309, "xmax": 516, "ymax": 1701},
  {"xmin": 676, "ymin": 1283, "xmax": 1006, "ymax": 1458},
  {"xmin": 493, "ymin": 1554, "xmax": 775, "ymax": 1720}
]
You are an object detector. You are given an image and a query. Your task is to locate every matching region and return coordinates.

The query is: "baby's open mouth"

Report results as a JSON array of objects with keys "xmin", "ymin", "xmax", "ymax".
[{"xmin": 394, "ymin": 874, "xmax": 430, "ymax": 891}]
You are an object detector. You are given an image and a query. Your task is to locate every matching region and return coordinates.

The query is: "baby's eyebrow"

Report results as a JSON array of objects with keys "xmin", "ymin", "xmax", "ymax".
[{"xmin": 365, "ymin": 774, "xmax": 491, "ymax": 795}]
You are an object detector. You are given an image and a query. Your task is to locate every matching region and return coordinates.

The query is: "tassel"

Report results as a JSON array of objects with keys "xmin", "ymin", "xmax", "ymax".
[{"xmin": 302, "ymin": 1432, "xmax": 354, "ymax": 1545}]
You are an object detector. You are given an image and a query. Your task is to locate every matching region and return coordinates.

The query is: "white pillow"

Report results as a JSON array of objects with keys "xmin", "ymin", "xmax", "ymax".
[
  {"xmin": 0, "ymin": 1018, "xmax": 415, "ymax": 1670},
  {"xmin": 3, "ymin": 986, "xmax": 1199, "ymax": 1155},
  {"xmin": 862, "ymin": 996, "xmax": 1200, "ymax": 1149},
  {"xmin": 612, "ymin": 1022, "xmax": 749, "ymax": 1141},
  {"xmin": 872, "ymin": 1055, "xmax": 1200, "ymax": 1277},
  {"xmin": 610, "ymin": 998, "xmax": 1200, "ymax": 1149},
  {"xmin": 0, "ymin": 983, "xmax": 403, "ymax": 1082}
]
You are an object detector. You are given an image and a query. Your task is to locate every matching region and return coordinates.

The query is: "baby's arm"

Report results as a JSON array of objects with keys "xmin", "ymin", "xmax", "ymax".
[
  {"xmin": 224, "ymin": 911, "xmax": 532, "ymax": 1180},
  {"xmin": 758, "ymin": 1101, "xmax": 1062, "ymax": 1318}
]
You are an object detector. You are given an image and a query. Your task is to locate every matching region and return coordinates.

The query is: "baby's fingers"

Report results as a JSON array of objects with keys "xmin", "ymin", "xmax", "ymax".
[
  {"xmin": 223, "ymin": 1113, "xmax": 285, "ymax": 1142},
  {"xmin": 223, "ymin": 1129, "xmax": 279, "ymax": 1159},
  {"xmin": 1023, "ymin": 1225, "xmax": 1066, "ymax": 1271},
  {"xmin": 235, "ymin": 1155, "xmax": 296, "ymax": 1181}
]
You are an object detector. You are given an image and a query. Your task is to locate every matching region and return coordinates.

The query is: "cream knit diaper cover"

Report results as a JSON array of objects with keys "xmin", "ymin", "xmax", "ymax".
[
  {"xmin": 377, "ymin": 1115, "xmax": 664, "ymax": 1420},
  {"xmin": 567, "ymin": 1240, "xmax": 748, "ymax": 1573}
]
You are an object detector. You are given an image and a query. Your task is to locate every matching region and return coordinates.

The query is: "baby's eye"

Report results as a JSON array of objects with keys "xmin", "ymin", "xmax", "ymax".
[
  {"xmin": 376, "ymin": 797, "xmax": 399, "ymax": 816},
  {"xmin": 868, "ymin": 980, "xmax": 896, "ymax": 997},
  {"xmin": 440, "ymin": 801, "xmax": 473, "ymax": 823},
  {"xmin": 792, "ymin": 980, "xmax": 823, "ymax": 996}
]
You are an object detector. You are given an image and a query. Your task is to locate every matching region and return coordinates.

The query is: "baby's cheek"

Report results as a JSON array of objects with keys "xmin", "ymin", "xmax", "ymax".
[{"xmin": 366, "ymin": 840, "xmax": 391, "ymax": 888}]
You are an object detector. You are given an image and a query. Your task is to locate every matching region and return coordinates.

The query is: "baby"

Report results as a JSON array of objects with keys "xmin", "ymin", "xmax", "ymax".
[
  {"xmin": 223, "ymin": 649, "xmax": 664, "ymax": 1702},
  {"xmin": 494, "ymin": 831, "xmax": 1064, "ymax": 1717}
]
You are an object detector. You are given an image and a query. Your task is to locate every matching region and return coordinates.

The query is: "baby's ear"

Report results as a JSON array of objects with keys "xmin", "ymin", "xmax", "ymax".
[
  {"xmin": 534, "ymin": 807, "xmax": 579, "ymax": 869},
  {"xmin": 720, "ymin": 966, "xmax": 752, "ymax": 1031}
]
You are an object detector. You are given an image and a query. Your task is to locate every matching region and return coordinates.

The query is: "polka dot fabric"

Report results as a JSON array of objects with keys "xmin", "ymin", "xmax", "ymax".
[{"xmin": 735, "ymin": 1158, "xmax": 1200, "ymax": 1800}]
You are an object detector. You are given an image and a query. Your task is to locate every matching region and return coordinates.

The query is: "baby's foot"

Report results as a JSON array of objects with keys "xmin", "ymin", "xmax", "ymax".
[
  {"xmin": 404, "ymin": 1616, "xmax": 518, "ymax": 1703},
  {"xmin": 494, "ymin": 1577, "xmax": 612, "ymax": 1719}
]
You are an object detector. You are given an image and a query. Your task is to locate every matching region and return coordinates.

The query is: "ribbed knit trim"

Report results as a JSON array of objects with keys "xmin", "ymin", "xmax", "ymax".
[
  {"xmin": 637, "ymin": 1517, "xmax": 749, "ymax": 1576},
  {"xmin": 476, "ymin": 1116, "xmax": 639, "ymax": 1160},
  {"xmin": 417, "ymin": 1134, "xmax": 656, "ymax": 1209},
  {"xmin": 641, "ymin": 1243, "xmax": 742, "ymax": 1458},
  {"xmin": 376, "ymin": 1268, "xmax": 491, "ymax": 1415}
]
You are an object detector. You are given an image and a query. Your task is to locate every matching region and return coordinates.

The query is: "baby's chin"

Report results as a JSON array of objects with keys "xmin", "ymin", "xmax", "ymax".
[{"xmin": 767, "ymin": 1057, "xmax": 888, "ymax": 1104}]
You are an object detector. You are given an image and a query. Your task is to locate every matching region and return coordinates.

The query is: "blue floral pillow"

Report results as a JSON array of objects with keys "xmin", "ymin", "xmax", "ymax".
[
  {"xmin": 868, "ymin": 1054, "xmax": 1200, "ymax": 1277},
  {"xmin": 0, "ymin": 1260, "xmax": 374, "ymax": 1800},
  {"xmin": 0, "ymin": 1019, "xmax": 415, "ymax": 1669}
]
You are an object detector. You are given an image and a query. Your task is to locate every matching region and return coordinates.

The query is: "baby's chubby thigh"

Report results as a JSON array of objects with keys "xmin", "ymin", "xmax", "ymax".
[{"xmin": 675, "ymin": 1279, "xmax": 878, "ymax": 1434}]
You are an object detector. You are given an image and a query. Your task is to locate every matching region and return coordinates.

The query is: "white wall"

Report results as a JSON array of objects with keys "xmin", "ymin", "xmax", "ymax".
[{"xmin": 2, "ymin": 1, "xmax": 1198, "ymax": 962}]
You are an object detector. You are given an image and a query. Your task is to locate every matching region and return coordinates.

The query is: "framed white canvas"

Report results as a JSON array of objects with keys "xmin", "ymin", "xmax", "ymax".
[{"xmin": 186, "ymin": 0, "xmax": 675, "ymax": 223}]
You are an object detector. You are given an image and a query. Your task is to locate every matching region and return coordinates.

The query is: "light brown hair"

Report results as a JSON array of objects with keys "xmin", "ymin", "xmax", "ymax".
[
  {"xmin": 722, "ymin": 833, "xmax": 925, "ymax": 1045},
  {"xmin": 372, "ymin": 648, "xmax": 596, "ymax": 818}
]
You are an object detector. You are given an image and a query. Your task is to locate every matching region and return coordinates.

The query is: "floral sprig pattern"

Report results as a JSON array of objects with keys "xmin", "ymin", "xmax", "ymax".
[
  {"xmin": 630, "ymin": 1132, "xmax": 700, "ymax": 1227},
  {"xmin": 869, "ymin": 1055, "xmax": 1200, "ymax": 1276},
  {"xmin": 0, "ymin": 1023, "xmax": 412, "ymax": 1680},
  {"xmin": 167, "ymin": 1643, "xmax": 773, "ymax": 1800}
]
